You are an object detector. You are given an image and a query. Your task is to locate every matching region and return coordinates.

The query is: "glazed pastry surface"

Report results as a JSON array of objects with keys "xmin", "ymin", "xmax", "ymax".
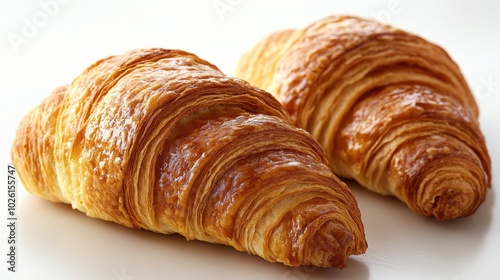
[
  {"xmin": 236, "ymin": 15, "xmax": 491, "ymax": 220},
  {"xmin": 11, "ymin": 48, "xmax": 367, "ymax": 267}
]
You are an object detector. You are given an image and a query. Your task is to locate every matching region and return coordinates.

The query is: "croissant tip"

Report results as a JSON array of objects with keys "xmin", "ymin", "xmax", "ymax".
[
  {"xmin": 302, "ymin": 220, "xmax": 364, "ymax": 268},
  {"xmin": 425, "ymin": 178, "xmax": 485, "ymax": 221}
]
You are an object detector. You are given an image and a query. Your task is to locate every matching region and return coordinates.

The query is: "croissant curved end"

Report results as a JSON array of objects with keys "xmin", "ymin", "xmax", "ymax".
[
  {"xmin": 389, "ymin": 131, "xmax": 489, "ymax": 220},
  {"xmin": 415, "ymin": 163, "xmax": 487, "ymax": 220},
  {"xmin": 429, "ymin": 180, "xmax": 476, "ymax": 221},
  {"xmin": 302, "ymin": 220, "xmax": 356, "ymax": 268}
]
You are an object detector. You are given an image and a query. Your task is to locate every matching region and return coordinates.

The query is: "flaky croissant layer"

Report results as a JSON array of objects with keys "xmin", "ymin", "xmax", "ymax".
[
  {"xmin": 236, "ymin": 15, "xmax": 491, "ymax": 220},
  {"xmin": 11, "ymin": 48, "xmax": 367, "ymax": 267}
]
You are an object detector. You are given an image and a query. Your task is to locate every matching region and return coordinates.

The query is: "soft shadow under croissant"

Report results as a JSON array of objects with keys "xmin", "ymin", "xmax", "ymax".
[
  {"xmin": 11, "ymin": 48, "xmax": 367, "ymax": 268},
  {"xmin": 236, "ymin": 15, "xmax": 491, "ymax": 220}
]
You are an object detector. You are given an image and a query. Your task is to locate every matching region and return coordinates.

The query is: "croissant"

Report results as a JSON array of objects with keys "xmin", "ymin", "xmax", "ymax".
[
  {"xmin": 11, "ymin": 48, "xmax": 367, "ymax": 268},
  {"xmin": 236, "ymin": 15, "xmax": 491, "ymax": 220}
]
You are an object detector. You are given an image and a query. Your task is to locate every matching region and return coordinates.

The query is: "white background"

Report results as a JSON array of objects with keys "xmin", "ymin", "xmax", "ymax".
[{"xmin": 1, "ymin": 1, "xmax": 499, "ymax": 279}]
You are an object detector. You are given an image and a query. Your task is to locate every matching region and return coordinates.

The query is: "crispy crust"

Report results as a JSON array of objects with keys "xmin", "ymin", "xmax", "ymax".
[
  {"xmin": 11, "ymin": 48, "xmax": 367, "ymax": 267},
  {"xmin": 236, "ymin": 15, "xmax": 491, "ymax": 220}
]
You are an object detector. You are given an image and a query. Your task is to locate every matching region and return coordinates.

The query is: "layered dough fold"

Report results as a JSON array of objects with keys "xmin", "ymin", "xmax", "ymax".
[
  {"xmin": 236, "ymin": 15, "xmax": 491, "ymax": 220},
  {"xmin": 12, "ymin": 48, "xmax": 367, "ymax": 267}
]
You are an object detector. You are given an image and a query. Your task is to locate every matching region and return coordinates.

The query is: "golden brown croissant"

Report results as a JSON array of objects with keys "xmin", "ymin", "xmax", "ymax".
[
  {"xmin": 11, "ymin": 48, "xmax": 367, "ymax": 268},
  {"xmin": 236, "ymin": 15, "xmax": 491, "ymax": 220}
]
